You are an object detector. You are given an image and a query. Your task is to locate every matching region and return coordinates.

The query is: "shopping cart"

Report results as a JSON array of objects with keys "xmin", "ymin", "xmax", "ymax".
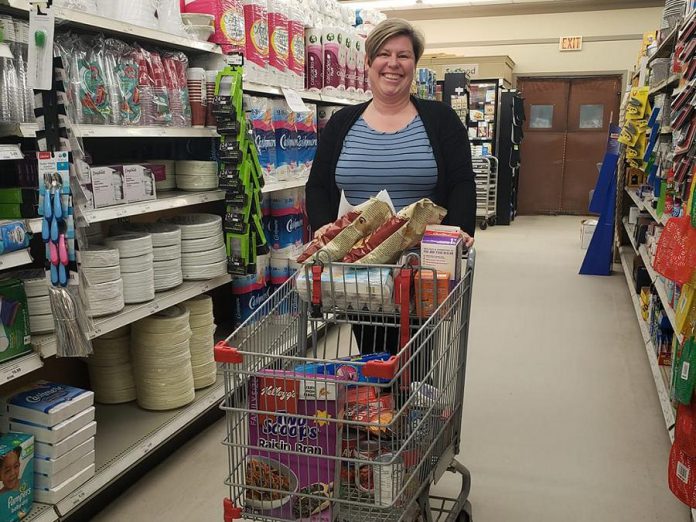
[{"xmin": 215, "ymin": 250, "xmax": 476, "ymax": 522}]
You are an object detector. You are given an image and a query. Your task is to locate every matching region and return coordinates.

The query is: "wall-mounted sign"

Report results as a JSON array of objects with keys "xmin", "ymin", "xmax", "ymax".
[
  {"xmin": 444, "ymin": 64, "xmax": 479, "ymax": 77},
  {"xmin": 560, "ymin": 36, "xmax": 583, "ymax": 51}
]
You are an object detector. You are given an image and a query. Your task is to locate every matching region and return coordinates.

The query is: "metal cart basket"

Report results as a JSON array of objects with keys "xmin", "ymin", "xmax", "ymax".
[
  {"xmin": 215, "ymin": 251, "xmax": 476, "ymax": 522},
  {"xmin": 473, "ymin": 157, "xmax": 498, "ymax": 230}
]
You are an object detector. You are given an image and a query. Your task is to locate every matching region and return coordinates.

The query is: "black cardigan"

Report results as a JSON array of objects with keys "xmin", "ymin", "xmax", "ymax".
[{"xmin": 306, "ymin": 96, "xmax": 477, "ymax": 236}]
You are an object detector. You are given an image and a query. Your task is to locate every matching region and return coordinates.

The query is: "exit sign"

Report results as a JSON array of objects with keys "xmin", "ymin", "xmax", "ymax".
[{"xmin": 560, "ymin": 36, "xmax": 583, "ymax": 51}]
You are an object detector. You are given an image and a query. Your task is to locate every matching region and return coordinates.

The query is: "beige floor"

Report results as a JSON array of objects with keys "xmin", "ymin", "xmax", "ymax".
[{"xmin": 93, "ymin": 216, "xmax": 689, "ymax": 522}]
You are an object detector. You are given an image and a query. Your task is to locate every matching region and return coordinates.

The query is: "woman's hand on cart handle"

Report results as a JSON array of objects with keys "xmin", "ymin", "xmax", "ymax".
[{"xmin": 461, "ymin": 230, "xmax": 474, "ymax": 249}]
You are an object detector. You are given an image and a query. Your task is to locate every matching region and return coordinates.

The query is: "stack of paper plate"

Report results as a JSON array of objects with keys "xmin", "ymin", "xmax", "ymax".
[
  {"xmin": 182, "ymin": 295, "xmax": 217, "ymax": 389},
  {"xmin": 105, "ymin": 233, "xmax": 155, "ymax": 304},
  {"xmin": 161, "ymin": 214, "xmax": 226, "ymax": 281},
  {"xmin": 175, "ymin": 161, "xmax": 218, "ymax": 191},
  {"xmin": 131, "ymin": 306, "xmax": 195, "ymax": 410},
  {"xmin": 79, "ymin": 246, "xmax": 125, "ymax": 317},
  {"xmin": 87, "ymin": 328, "xmax": 137, "ymax": 404},
  {"xmin": 153, "ymin": 159, "xmax": 176, "ymax": 192},
  {"xmin": 13, "ymin": 269, "xmax": 55, "ymax": 334}
]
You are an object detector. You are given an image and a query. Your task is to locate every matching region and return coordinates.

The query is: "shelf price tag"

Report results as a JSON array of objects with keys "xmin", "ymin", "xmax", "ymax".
[
  {"xmin": 281, "ymin": 87, "xmax": 309, "ymax": 113},
  {"xmin": 0, "ymin": 145, "xmax": 23, "ymax": 161}
]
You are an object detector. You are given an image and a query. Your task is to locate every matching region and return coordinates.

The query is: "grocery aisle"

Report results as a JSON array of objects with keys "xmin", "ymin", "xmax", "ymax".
[{"xmin": 92, "ymin": 216, "xmax": 688, "ymax": 522}]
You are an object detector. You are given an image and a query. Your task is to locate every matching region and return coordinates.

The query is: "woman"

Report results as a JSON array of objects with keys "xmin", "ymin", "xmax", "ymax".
[{"xmin": 307, "ymin": 18, "xmax": 476, "ymax": 243}]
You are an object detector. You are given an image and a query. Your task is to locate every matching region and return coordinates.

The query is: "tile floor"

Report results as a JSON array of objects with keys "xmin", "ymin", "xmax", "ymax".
[{"xmin": 92, "ymin": 216, "xmax": 689, "ymax": 522}]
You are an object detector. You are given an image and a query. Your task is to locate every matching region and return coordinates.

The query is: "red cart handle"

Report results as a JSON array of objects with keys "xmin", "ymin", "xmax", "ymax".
[
  {"xmin": 224, "ymin": 498, "xmax": 241, "ymax": 521},
  {"xmin": 214, "ymin": 341, "xmax": 243, "ymax": 364}
]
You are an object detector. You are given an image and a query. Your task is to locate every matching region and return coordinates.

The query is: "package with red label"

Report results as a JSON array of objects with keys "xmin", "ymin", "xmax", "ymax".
[
  {"xmin": 297, "ymin": 210, "xmax": 360, "ymax": 263},
  {"xmin": 345, "ymin": 392, "xmax": 395, "ymax": 437},
  {"xmin": 343, "ymin": 216, "xmax": 408, "ymax": 263},
  {"xmin": 184, "ymin": 0, "xmax": 246, "ymax": 53}
]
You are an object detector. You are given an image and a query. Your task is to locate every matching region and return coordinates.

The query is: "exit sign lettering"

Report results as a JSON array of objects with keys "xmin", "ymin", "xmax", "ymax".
[{"xmin": 560, "ymin": 36, "xmax": 583, "ymax": 51}]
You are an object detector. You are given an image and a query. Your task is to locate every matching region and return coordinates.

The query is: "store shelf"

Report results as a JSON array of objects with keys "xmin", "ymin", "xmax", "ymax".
[
  {"xmin": 0, "ymin": 123, "xmax": 219, "ymax": 139},
  {"xmin": 660, "ymin": 126, "xmax": 674, "ymax": 135},
  {"xmin": 624, "ymin": 186, "xmax": 645, "ymax": 210},
  {"xmin": 262, "ymin": 176, "xmax": 308, "ymax": 193},
  {"xmin": 0, "ymin": 0, "xmax": 221, "ymax": 54},
  {"xmin": 622, "ymin": 218, "xmax": 638, "ymax": 254},
  {"xmin": 25, "ymin": 503, "xmax": 58, "ymax": 522},
  {"xmin": 27, "ymin": 218, "xmax": 42, "ymax": 234},
  {"xmin": 648, "ymin": 25, "xmax": 679, "ymax": 64},
  {"xmin": 244, "ymin": 81, "xmax": 365, "ymax": 106},
  {"xmin": 89, "ymin": 274, "xmax": 232, "ymax": 338},
  {"xmin": 33, "ymin": 334, "xmax": 58, "ymax": 359},
  {"xmin": 55, "ymin": 377, "xmax": 225, "ymax": 517},
  {"xmin": 638, "ymin": 245, "xmax": 684, "ymax": 344},
  {"xmin": 0, "ymin": 352, "xmax": 42, "ymax": 386},
  {"xmin": 0, "ymin": 249, "xmax": 32, "ymax": 270},
  {"xmin": 619, "ymin": 246, "xmax": 675, "ymax": 441},
  {"xmin": 80, "ymin": 190, "xmax": 225, "ymax": 224},
  {"xmin": 642, "ymin": 198, "xmax": 670, "ymax": 225},
  {"xmin": 649, "ymin": 74, "xmax": 681, "ymax": 96}
]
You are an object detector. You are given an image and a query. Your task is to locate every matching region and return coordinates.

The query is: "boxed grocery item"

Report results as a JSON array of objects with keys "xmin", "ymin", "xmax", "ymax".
[
  {"xmin": 34, "ymin": 450, "xmax": 94, "ymax": 489},
  {"xmin": 0, "ymin": 382, "xmax": 94, "ymax": 427},
  {"xmin": 247, "ymin": 370, "xmax": 343, "ymax": 521},
  {"xmin": 7, "ymin": 408, "xmax": 95, "ymax": 444},
  {"xmin": 0, "ymin": 432, "xmax": 34, "ymax": 522},
  {"xmin": 33, "ymin": 437, "xmax": 94, "ymax": 476},
  {"xmin": 0, "ymin": 278, "xmax": 32, "ymax": 365},
  {"xmin": 420, "ymin": 225, "xmax": 463, "ymax": 288},
  {"xmin": 415, "ymin": 271, "xmax": 451, "ymax": 318},
  {"xmin": 91, "ymin": 165, "xmax": 127, "ymax": 208},
  {"xmin": 91, "ymin": 164, "xmax": 158, "ymax": 208},
  {"xmin": 34, "ymin": 422, "xmax": 97, "ymax": 460},
  {"xmin": 122, "ymin": 165, "xmax": 157, "ymax": 203},
  {"xmin": 33, "ymin": 463, "xmax": 95, "ymax": 504}
]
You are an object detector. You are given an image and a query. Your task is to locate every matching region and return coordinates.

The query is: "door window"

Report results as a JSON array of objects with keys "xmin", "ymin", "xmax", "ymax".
[
  {"xmin": 529, "ymin": 105, "xmax": 554, "ymax": 129},
  {"xmin": 579, "ymin": 104, "xmax": 604, "ymax": 129}
]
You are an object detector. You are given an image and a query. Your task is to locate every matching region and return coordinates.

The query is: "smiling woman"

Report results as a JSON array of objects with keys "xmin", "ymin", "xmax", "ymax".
[{"xmin": 306, "ymin": 18, "xmax": 477, "ymax": 240}]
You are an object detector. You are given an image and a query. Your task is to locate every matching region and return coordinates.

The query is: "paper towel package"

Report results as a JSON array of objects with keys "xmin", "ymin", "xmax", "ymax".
[
  {"xmin": 34, "ymin": 450, "xmax": 95, "ymax": 489},
  {"xmin": 0, "ymin": 432, "xmax": 33, "ymax": 522},
  {"xmin": 35, "ymin": 422, "xmax": 97, "ymax": 460},
  {"xmin": 0, "ymin": 382, "xmax": 94, "ymax": 427},
  {"xmin": 33, "ymin": 437, "xmax": 94, "ymax": 476},
  {"xmin": 10, "ymin": 407, "xmax": 95, "ymax": 444},
  {"xmin": 33, "ymin": 463, "xmax": 95, "ymax": 504}
]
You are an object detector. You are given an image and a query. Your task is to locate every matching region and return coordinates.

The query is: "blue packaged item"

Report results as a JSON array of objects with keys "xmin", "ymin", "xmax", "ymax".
[
  {"xmin": 246, "ymin": 96, "xmax": 277, "ymax": 179},
  {"xmin": 232, "ymin": 274, "xmax": 271, "ymax": 328},
  {"xmin": 270, "ymin": 189, "xmax": 303, "ymax": 250},
  {"xmin": 294, "ymin": 352, "xmax": 392, "ymax": 384},
  {"xmin": 0, "ymin": 432, "xmax": 34, "ymax": 522},
  {"xmin": 1, "ymin": 382, "xmax": 94, "ymax": 427},
  {"xmin": 272, "ymin": 100, "xmax": 297, "ymax": 179},
  {"xmin": 294, "ymin": 104, "xmax": 318, "ymax": 176},
  {"xmin": 0, "ymin": 221, "xmax": 30, "ymax": 254}
]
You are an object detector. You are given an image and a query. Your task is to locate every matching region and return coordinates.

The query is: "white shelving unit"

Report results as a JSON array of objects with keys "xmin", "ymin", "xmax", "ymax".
[
  {"xmin": 624, "ymin": 186, "xmax": 645, "ymax": 210},
  {"xmin": 622, "ymin": 218, "xmax": 638, "ymax": 254},
  {"xmin": 0, "ymin": 352, "xmax": 43, "ymax": 385},
  {"xmin": 619, "ymin": 247, "xmax": 675, "ymax": 442},
  {"xmin": 0, "ymin": 123, "xmax": 219, "ymax": 139},
  {"xmin": 262, "ymin": 176, "xmax": 309, "ymax": 193}
]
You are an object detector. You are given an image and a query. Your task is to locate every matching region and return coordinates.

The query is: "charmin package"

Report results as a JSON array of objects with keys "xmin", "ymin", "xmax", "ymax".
[
  {"xmin": 0, "ymin": 433, "xmax": 33, "ymax": 522},
  {"xmin": 247, "ymin": 370, "xmax": 342, "ymax": 521}
]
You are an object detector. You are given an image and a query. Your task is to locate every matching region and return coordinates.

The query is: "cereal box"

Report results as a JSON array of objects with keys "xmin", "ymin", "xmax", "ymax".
[{"xmin": 246, "ymin": 370, "xmax": 343, "ymax": 521}]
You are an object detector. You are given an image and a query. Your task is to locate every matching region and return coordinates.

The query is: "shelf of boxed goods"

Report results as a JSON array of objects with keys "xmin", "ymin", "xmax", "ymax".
[
  {"xmin": 639, "ymin": 244, "xmax": 685, "ymax": 345},
  {"xmin": 0, "ymin": 0, "xmax": 222, "ymax": 55},
  {"xmin": 54, "ymin": 375, "xmax": 225, "ymax": 517},
  {"xmin": 619, "ymin": 246, "xmax": 676, "ymax": 441},
  {"xmin": 0, "ymin": 123, "xmax": 220, "ymax": 139}
]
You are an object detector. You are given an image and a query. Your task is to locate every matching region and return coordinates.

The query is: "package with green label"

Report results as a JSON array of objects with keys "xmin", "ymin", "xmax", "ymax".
[
  {"xmin": 676, "ymin": 337, "xmax": 696, "ymax": 404},
  {"xmin": 0, "ymin": 278, "xmax": 32, "ymax": 364},
  {"xmin": 0, "ymin": 432, "xmax": 34, "ymax": 522}
]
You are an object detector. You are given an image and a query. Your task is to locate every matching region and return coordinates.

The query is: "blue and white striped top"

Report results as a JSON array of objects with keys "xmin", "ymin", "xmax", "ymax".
[{"xmin": 335, "ymin": 115, "xmax": 438, "ymax": 211}]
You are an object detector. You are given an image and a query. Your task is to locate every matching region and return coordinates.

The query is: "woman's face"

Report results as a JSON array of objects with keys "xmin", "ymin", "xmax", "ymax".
[
  {"xmin": 367, "ymin": 35, "xmax": 416, "ymax": 103},
  {"xmin": 1, "ymin": 452, "xmax": 20, "ymax": 490}
]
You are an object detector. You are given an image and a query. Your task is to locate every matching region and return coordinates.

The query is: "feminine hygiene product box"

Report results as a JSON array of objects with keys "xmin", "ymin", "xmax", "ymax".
[
  {"xmin": 246, "ymin": 370, "xmax": 343, "ymax": 521},
  {"xmin": 0, "ymin": 432, "xmax": 34, "ymax": 522}
]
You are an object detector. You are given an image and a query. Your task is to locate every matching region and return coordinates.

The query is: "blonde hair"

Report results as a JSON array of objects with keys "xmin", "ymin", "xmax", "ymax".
[{"xmin": 365, "ymin": 18, "xmax": 425, "ymax": 65}]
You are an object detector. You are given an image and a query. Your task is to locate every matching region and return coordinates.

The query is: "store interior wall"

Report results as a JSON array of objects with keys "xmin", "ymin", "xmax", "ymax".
[{"xmin": 400, "ymin": 7, "xmax": 662, "ymax": 76}]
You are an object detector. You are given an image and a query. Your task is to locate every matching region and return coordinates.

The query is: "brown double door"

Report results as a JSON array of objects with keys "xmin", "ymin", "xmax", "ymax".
[{"xmin": 517, "ymin": 76, "xmax": 621, "ymax": 215}]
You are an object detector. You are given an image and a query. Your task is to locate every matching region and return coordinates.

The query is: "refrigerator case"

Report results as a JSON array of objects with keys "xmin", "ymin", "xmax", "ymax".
[
  {"xmin": 468, "ymin": 80, "xmax": 501, "ymax": 157},
  {"xmin": 496, "ymin": 90, "xmax": 525, "ymax": 225}
]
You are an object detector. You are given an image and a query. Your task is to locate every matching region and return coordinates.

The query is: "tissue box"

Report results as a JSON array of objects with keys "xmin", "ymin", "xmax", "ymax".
[
  {"xmin": 33, "ymin": 437, "xmax": 94, "ymax": 476},
  {"xmin": 0, "ymin": 432, "xmax": 34, "ymax": 522},
  {"xmin": 9, "ymin": 407, "xmax": 95, "ymax": 444},
  {"xmin": 0, "ymin": 278, "xmax": 32, "ymax": 365},
  {"xmin": 0, "ymin": 382, "xmax": 94, "ymax": 427},
  {"xmin": 35, "ymin": 422, "xmax": 96, "ymax": 460},
  {"xmin": 420, "ymin": 225, "xmax": 463, "ymax": 288}
]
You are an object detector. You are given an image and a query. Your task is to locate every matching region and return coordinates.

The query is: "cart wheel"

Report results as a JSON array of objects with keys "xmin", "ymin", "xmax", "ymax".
[
  {"xmin": 489, "ymin": 217, "xmax": 497, "ymax": 226},
  {"xmin": 479, "ymin": 221, "xmax": 488, "ymax": 231},
  {"xmin": 457, "ymin": 501, "xmax": 473, "ymax": 522}
]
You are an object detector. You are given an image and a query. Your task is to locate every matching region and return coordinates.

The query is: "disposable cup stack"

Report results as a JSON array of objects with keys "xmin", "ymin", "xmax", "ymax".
[
  {"xmin": 160, "ymin": 214, "xmax": 226, "ymax": 280},
  {"xmin": 104, "ymin": 233, "xmax": 155, "ymax": 304},
  {"xmin": 131, "ymin": 305, "xmax": 195, "ymax": 410},
  {"xmin": 87, "ymin": 327, "xmax": 137, "ymax": 404},
  {"xmin": 79, "ymin": 246, "xmax": 125, "ymax": 317},
  {"xmin": 181, "ymin": 295, "xmax": 217, "ymax": 389}
]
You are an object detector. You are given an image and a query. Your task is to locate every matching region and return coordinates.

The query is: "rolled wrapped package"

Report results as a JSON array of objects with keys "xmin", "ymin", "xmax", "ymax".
[{"xmin": 306, "ymin": 198, "xmax": 393, "ymax": 263}]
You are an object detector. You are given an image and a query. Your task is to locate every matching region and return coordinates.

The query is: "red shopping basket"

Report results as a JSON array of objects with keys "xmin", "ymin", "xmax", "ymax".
[
  {"xmin": 654, "ymin": 216, "xmax": 696, "ymax": 285},
  {"xmin": 669, "ymin": 438, "xmax": 696, "ymax": 507},
  {"xmin": 676, "ymin": 402, "xmax": 696, "ymax": 456}
]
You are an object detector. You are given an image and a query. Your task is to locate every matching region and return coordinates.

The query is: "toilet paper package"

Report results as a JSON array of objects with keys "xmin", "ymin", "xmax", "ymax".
[
  {"xmin": 270, "ymin": 188, "xmax": 304, "ymax": 250},
  {"xmin": 0, "ymin": 433, "xmax": 33, "ymax": 522},
  {"xmin": 246, "ymin": 96, "xmax": 277, "ymax": 179},
  {"xmin": 345, "ymin": 30, "xmax": 356, "ymax": 92},
  {"xmin": 273, "ymin": 100, "xmax": 297, "ymax": 180},
  {"xmin": 243, "ymin": 0, "xmax": 270, "ymax": 83},
  {"xmin": 0, "ymin": 278, "xmax": 32, "ymax": 365},
  {"xmin": 356, "ymin": 36, "xmax": 365, "ymax": 93},
  {"xmin": 322, "ymin": 24, "xmax": 341, "ymax": 93},
  {"xmin": 287, "ymin": 6, "xmax": 305, "ymax": 89},
  {"xmin": 294, "ymin": 104, "xmax": 317, "ymax": 177},
  {"xmin": 261, "ymin": 192, "xmax": 272, "ymax": 244},
  {"xmin": 267, "ymin": 0, "xmax": 289, "ymax": 84},
  {"xmin": 231, "ymin": 273, "xmax": 271, "ymax": 328},
  {"xmin": 185, "ymin": 0, "xmax": 246, "ymax": 53},
  {"xmin": 305, "ymin": 25, "xmax": 323, "ymax": 91}
]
